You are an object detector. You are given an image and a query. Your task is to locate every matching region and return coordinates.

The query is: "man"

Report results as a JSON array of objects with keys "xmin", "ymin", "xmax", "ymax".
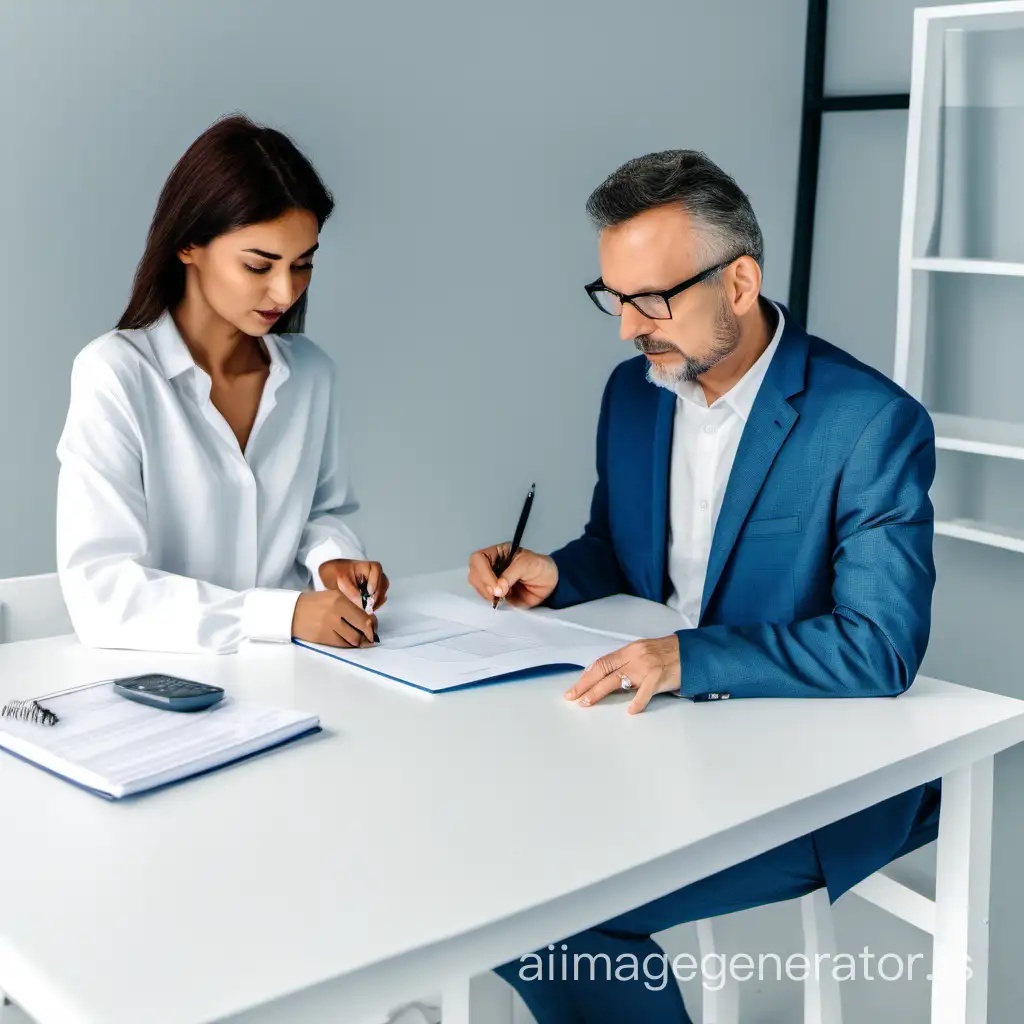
[{"xmin": 467, "ymin": 150, "xmax": 940, "ymax": 1022}]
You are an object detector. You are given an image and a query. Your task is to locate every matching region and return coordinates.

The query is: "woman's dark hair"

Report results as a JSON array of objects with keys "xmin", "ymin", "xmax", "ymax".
[{"xmin": 117, "ymin": 113, "xmax": 334, "ymax": 333}]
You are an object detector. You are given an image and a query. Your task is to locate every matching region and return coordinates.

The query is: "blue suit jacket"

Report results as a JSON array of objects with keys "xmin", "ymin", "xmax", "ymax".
[{"xmin": 547, "ymin": 305, "xmax": 939, "ymax": 900}]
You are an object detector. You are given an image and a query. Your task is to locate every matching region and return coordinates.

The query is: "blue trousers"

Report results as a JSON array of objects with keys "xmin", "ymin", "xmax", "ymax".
[
  {"xmin": 494, "ymin": 794, "xmax": 940, "ymax": 1024},
  {"xmin": 494, "ymin": 833, "xmax": 822, "ymax": 1024}
]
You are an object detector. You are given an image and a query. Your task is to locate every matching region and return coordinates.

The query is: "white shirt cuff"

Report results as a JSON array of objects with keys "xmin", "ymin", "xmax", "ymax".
[{"xmin": 242, "ymin": 588, "xmax": 302, "ymax": 643}]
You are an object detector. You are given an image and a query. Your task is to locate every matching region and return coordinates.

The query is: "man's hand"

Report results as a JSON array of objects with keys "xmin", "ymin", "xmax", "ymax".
[
  {"xmin": 318, "ymin": 559, "xmax": 390, "ymax": 612},
  {"xmin": 564, "ymin": 636, "xmax": 682, "ymax": 714},
  {"xmin": 467, "ymin": 545, "xmax": 558, "ymax": 608}
]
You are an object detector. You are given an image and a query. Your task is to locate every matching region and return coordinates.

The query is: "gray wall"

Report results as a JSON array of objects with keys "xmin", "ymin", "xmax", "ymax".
[{"xmin": 0, "ymin": 0, "xmax": 804, "ymax": 581}]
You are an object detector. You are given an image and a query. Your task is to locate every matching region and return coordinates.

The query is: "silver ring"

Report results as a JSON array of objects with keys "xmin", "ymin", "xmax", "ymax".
[{"xmin": 619, "ymin": 674, "xmax": 634, "ymax": 690}]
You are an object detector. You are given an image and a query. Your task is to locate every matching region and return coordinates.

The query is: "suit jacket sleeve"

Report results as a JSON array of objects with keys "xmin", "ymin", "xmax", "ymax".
[
  {"xmin": 677, "ymin": 396, "xmax": 936, "ymax": 700},
  {"xmin": 545, "ymin": 368, "xmax": 629, "ymax": 608}
]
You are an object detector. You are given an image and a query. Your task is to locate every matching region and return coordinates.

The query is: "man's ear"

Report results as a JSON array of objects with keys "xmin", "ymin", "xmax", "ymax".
[{"xmin": 729, "ymin": 255, "xmax": 762, "ymax": 316}]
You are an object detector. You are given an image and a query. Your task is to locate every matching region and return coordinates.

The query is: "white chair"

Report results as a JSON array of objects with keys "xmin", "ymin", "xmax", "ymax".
[
  {"xmin": 693, "ymin": 843, "xmax": 952, "ymax": 1024},
  {"xmin": 696, "ymin": 888, "xmax": 843, "ymax": 1024},
  {"xmin": 0, "ymin": 572, "xmax": 73, "ymax": 644},
  {"xmin": 467, "ymin": 857, "xmax": 939, "ymax": 1024}
]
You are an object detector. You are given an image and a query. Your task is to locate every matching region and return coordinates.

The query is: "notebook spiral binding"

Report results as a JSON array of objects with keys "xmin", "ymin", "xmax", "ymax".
[
  {"xmin": 1, "ymin": 699, "xmax": 59, "ymax": 726},
  {"xmin": 1, "ymin": 679, "xmax": 113, "ymax": 728}
]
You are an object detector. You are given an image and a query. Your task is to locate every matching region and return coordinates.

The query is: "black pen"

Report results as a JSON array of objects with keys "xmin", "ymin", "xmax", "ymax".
[
  {"xmin": 358, "ymin": 576, "xmax": 380, "ymax": 644},
  {"xmin": 492, "ymin": 483, "xmax": 536, "ymax": 609}
]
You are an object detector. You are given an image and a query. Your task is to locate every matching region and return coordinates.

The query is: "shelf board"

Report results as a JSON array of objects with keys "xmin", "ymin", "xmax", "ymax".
[
  {"xmin": 935, "ymin": 518, "xmax": 1024, "ymax": 554},
  {"xmin": 911, "ymin": 258, "xmax": 1024, "ymax": 277},
  {"xmin": 922, "ymin": 5, "xmax": 1024, "ymax": 35},
  {"xmin": 931, "ymin": 413, "xmax": 1024, "ymax": 460}
]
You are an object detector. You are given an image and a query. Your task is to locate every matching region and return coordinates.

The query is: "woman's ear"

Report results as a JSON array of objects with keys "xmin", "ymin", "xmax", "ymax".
[{"xmin": 178, "ymin": 245, "xmax": 195, "ymax": 265}]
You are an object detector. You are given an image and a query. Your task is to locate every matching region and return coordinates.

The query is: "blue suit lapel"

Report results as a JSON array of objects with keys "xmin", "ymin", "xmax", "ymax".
[
  {"xmin": 699, "ymin": 314, "xmax": 810, "ymax": 621},
  {"xmin": 649, "ymin": 387, "xmax": 675, "ymax": 601}
]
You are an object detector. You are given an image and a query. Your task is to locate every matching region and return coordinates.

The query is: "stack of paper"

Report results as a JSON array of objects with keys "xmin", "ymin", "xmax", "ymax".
[
  {"xmin": 0, "ymin": 683, "xmax": 319, "ymax": 799},
  {"xmin": 295, "ymin": 591, "xmax": 636, "ymax": 693}
]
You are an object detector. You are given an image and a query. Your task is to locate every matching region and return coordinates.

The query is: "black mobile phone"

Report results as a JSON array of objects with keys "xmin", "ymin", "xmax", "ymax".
[{"xmin": 112, "ymin": 674, "xmax": 225, "ymax": 712}]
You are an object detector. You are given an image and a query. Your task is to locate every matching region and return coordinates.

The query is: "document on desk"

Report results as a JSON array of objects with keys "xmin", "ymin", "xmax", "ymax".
[
  {"xmin": 0, "ymin": 684, "xmax": 320, "ymax": 799},
  {"xmin": 293, "ymin": 591, "xmax": 637, "ymax": 693}
]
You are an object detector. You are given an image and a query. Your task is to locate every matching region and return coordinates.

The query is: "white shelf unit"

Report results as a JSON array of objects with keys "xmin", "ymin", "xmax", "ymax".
[
  {"xmin": 932, "ymin": 413, "xmax": 1024, "ymax": 460},
  {"xmin": 910, "ymin": 257, "xmax": 1024, "ymax": 276},
  {"xmin": 934, "ymin": 517, "xmax": 1024, "ymax": 554},
  {"xmin": 895, "ymin": 1, "xmax": 1024, "ymax": 554}
]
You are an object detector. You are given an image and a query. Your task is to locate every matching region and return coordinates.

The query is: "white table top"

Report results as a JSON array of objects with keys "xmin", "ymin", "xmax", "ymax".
[{"xmin": 1, "ymin": 570, "xmax": 1023, "ymax": 1024}]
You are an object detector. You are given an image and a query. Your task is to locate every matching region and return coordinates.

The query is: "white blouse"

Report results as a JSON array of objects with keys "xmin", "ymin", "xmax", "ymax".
[{"xmin": 56, "ymin": 312, "xmax": 366, "ymax": 654}]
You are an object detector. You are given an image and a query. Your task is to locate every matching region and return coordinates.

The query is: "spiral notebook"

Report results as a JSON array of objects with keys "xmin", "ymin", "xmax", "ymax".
[{"xmin": 0, "ymin": 682, "xmax": 320, "ymax": 800}]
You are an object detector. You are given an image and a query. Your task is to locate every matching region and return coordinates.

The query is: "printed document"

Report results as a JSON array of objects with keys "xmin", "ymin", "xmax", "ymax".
[{"xmin": 295, "ymin": 591, "xmax": 636, "ymax": 692}]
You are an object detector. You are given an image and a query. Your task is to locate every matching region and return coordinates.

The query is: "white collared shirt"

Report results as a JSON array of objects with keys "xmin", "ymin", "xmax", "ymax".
[
  {"xmin": 56, "ymin": 312, "xmax": 366, "ymax": 654},
  {"xmin": 665, "ymin": 303, "xmax": 784, "ymax": 628}
]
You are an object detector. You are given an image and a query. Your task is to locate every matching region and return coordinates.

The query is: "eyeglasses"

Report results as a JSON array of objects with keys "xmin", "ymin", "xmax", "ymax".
[{"xmin": 584, "ymin": 257, "xmax": 742, "ymax": 320}]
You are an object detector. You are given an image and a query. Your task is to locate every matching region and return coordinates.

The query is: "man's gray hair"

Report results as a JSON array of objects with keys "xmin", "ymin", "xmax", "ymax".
[{"xmin": 585, "ymin": 150, "xmax": 765, "ymax": 270}]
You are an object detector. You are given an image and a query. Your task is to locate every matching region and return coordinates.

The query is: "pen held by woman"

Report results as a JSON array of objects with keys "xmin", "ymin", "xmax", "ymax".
[
  {"xmin": 357, "ymin": 577, "xmax": 381, "ymax": 644},
  {"xmin": 312, "ymin": 558, "xmax": 388, "ymax": 645}
]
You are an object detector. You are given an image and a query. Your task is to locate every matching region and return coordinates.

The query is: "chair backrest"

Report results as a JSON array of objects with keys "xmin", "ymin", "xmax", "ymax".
[{"xmin": 0, "ymin": 572, "xmax": 74, "ymax": 643}]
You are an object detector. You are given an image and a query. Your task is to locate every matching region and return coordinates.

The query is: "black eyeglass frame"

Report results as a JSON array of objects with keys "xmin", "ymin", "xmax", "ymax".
[{"xmin": 584, "ymin": 256, "xmax": 745, "ymax": 320}]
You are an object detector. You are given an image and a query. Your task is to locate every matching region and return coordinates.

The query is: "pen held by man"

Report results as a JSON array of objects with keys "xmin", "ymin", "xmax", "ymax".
[
  {"xmin": 468, "ymin": 545, "xmax": 559, "ymax": 610},
  {"xmin": 480, "ymin": 482, "xmax": 538, "ymax": 609}
]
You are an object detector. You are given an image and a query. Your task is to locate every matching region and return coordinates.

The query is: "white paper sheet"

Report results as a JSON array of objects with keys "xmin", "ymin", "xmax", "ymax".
[
  {"xmin": 0, "ymin": 683, "xmax": 318, "ymax": 798},
  {"xmin": 296, "ymin": 591, "xmax": 637, "ymax": 693}
]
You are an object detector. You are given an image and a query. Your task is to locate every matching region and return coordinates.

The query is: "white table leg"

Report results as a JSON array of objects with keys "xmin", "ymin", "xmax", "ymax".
[
  {"xmin": 800, "ymin": 889, "xmax": 843, "ymax": 1024},
  {"xmin": 931, "ymin": 758, "xmax": 993, "ymax": 1023},
  {"xmin": 695, "ymin": 918, "xmax": 739, "ymax": 1024},
  {"xmin": 511, "ymin": 991, "xmax": 536, "ymax": 1023},
  {"xmin": 470, "ymin": 971, "xmax": 515, "ymax": 1022},
  {"xmin": 442, "ymin": 977, "xmax": 471, "ymax": 1024}
]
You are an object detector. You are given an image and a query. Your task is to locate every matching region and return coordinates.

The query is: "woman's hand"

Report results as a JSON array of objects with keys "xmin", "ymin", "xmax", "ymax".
[
  {"xmin": 291, "ymin": 590, "xmax": 378, "ymax": 647},
  {"xmin": 318, "ymin": 559, "xmax": 390, "ymax": 612}
]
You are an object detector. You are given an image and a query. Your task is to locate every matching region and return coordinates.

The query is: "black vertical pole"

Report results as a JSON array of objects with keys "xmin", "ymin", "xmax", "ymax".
[{"xmin": 788, "ymin": 0, "xmax": 829, "ymax": 327}]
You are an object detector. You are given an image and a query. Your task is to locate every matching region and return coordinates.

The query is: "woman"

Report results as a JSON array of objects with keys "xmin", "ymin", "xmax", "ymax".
[{"xmin": 56, "ymin": 114, "xmax": 388, "ymax": 654}]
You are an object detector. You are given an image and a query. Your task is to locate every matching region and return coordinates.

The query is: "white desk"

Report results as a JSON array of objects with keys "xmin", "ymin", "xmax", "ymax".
[{"xmin": 0, "ymin": 570, "xmax": 1021, "ymax": 1024}]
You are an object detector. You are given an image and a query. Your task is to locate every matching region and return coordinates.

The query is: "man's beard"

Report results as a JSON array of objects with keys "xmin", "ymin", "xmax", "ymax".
[{"xmin": 636, "ymin": 293, "xmax": 741, "ymax": 390}]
